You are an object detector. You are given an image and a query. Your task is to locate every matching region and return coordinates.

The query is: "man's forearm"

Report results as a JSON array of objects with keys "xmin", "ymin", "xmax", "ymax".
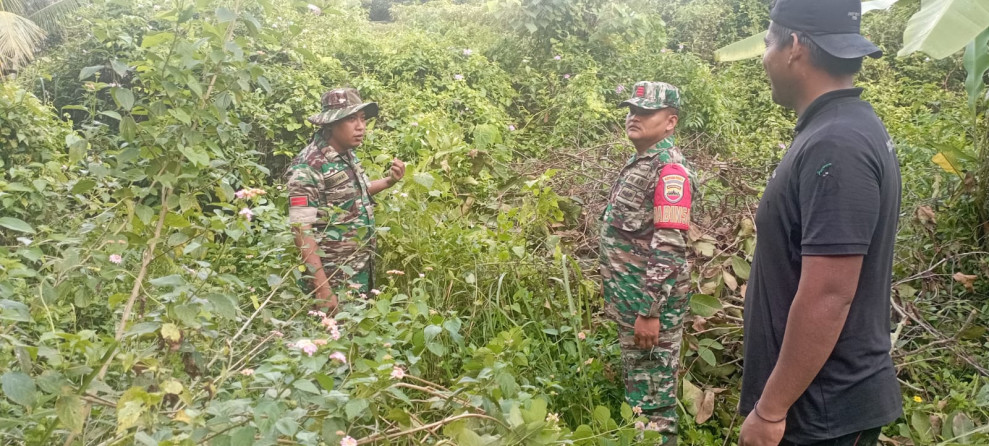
[
  {"xmin": 294, "ymin": 226, "xmax": 328, "ymax": 287},
  {"xmin": 369, "ymin": 178, "xmax": 393, "ymax": 196}
]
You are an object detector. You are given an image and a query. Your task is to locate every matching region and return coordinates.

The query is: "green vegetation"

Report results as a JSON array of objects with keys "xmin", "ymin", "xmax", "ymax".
[{"xmin": 0, "ymin": 0, "xmax": 986, "ymax": 444}]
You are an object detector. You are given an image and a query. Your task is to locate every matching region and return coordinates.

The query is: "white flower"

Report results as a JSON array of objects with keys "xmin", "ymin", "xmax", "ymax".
[
  {"xmin": 240, "ymin": 368, "xmax": 254, "ymax": 376},
  {"xmin": 418, "ymin": 273, "xmax": 425, "ymax": 278},
  {"xmin": 463, "ymin": 48, "xmax": 472, "ymax": 56},
  {"xmin": 545, "ymin": 413, "xmax": 559, "ymax": 424},
  {"xmin": 294, "ymin": 339, "xmax": 318, "ymax": 356},
  {"xmin": 109, "ymin": 254, "xmax": 123, "ymax": 264},
  {"xmin": 633, "ymin": 405, "xmax": 642, "ymax": 415},
  {"xmin": 577, "ymin": 331, "xmax": 586, "ymax": 340},
  {"xmin": 340, "ymin": 436, "xmax": 357, "ymax": 446},
  {"xmin": 554, "ymin": 55, "xmax": 561, "ymax": 60},
  {"xmin": 16, "ymin": 237, "xmax": 32, "ymax": 246},
  {"xmin": 390, "ymin": 366, "xmax": 406, "ymax": 379},
  {"xmin": 508, "ymin": 125, "xmax": 516, "ymax": 131},
  {"xmin": 307, "ymin": 3, "xmax": 321, "ymax": 15},
  {"xmin": 454, "ymin": 74, "xmax": 464, "ymax": 81}
]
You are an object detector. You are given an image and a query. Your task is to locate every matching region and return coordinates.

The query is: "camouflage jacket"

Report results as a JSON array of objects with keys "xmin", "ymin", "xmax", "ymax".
[
  {"xmin": 600, "ymin": 137, "xmax": 692, "ymax": 325},
  {"xmin": 286, "ymin": 135, "xmax": 376, "ymax": 282}
]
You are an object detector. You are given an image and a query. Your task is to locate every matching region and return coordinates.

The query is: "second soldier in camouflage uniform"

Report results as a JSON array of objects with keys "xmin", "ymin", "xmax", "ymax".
[
  {"xmin": 600, "ymin": 82, "xmax": 693, "ymax": 445},
  {"xmin": 287, "ymin": 88, "xmax": 406, "ymax": 312}
]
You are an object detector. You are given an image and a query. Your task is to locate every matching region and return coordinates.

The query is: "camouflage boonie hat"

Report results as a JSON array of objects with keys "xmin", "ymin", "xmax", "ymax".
[
  {"xmin": 619, "ymin": 81, "xmax": 681, "ymax": 110},
  {"xmin": 307, "ymin": 88, "xmax": 379, "ymax": 126}
]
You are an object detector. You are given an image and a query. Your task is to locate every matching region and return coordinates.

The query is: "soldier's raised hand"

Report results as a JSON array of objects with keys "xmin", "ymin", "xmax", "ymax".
[{"xmin": 387, "ymin": 158, "xmax": 405, "ymax": 186}]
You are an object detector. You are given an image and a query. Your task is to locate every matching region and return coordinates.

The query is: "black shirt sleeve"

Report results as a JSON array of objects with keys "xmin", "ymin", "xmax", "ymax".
[{"xmin": 797, "ymin": 135, "xmax": 881, "ymax": 256}]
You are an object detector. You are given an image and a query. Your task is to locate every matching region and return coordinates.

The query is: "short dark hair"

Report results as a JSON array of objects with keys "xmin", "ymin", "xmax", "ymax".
[{"xmin": 768, "ymin": 22, "xmax": 863, "ymax": 76}]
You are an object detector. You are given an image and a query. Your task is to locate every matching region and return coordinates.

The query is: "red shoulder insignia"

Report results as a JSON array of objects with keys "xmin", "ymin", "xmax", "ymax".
[
  {"xmin": 290, "ymin": 196, "xmax": 308, "ymax": 207},
  {"xmin": 654, "ymin": 163, "xmax": 691, "ymax": 230}
]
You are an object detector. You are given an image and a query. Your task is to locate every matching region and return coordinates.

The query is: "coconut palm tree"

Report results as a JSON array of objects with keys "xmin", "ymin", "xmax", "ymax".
[{"xmin": 0, "ymin": 0, "xmax": 83, "ymax": 74}]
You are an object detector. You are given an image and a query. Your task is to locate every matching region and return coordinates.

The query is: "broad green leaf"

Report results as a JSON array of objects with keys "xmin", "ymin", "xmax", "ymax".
[
  {"xmin": 413, "ymin": 172, "xmax": 435, "ymax": 188},
  {"xmin": 71, "ymin": 179, "xmax": 97, "ymax": 195},
  {"xmin": 898, "ymin": 0, "xmax": 989, "ymax": 59},
  {"xmin": 731, "ymin": 256, "xmax": 751, "ymax": 280},
  {"xmin": 150, "ymin": 275, "xmax": 185, "ymax": 287},
  {"xmin": 592, "ymin": 405, "xmax": 610, "ymax": 427},
  {"xmin": 931, "ymin": 145, "xmax": 975, "ymax": 177},
  {"xmin": 216, "ymin": 7, "xmax": 236, "ymax": 23},
  {"xmin": 177, "ymin": 144, "xmax": 210, "ymax": 166},
  {"xmin": 690, "ymin": 294, "xmax": 723, "ymax": 317},
  {"xmin": 56, "ymin": 395, "xmax": 85, "ymax": 433},
  {"xmin": 0, "ymin": 299, "xmax": 31, "ymax": 322},
  {"xmin": 140, "ymin": 32, "xmax": 175, "ymax": 48},
  {"xmin": 120, "ymin": 116, "xmax": 137, "ymax": 141},
  {"xmin": 66, "ymin": 133, "xmax": 88, "ymax": 164},
  {"xmin": 698, "ymin": 346, "xmax": 717, "ymax": 366},
  {"xmin": 963, "ymin": 28, "xmax": 989, "ymax": 108},
  {"xmin": 952, "ymin": 412, "xmax": 975, "ymax": 443},
  {"xmin": 345, "ymin": 398, "xmax": 368, "ymax": 420},
  {"xmin": 911, "ymin": 410, "xmax": 933, "ymax": 442},
  {"xmin": 79, "ymin": 65, "xmax": 104, "ymax": 81},
  {"xmin": 1, "ymin": 372, "xmax": 36, "ymax": 408},
  {"xmin": 681, "ymin": 379, "xmax": 703, "ymax": 417},
  {"xmin": 0, "ymin": 217, "xmax": 35, "ymax": 234},
  {"xmin": 112, "ymin": 87, "xmax": 135, "ymax": 111},
  {"xmin": 714, "ymin": 31, "xmax": 766, "ymax": 62},
  {"xmin": 292, "ymin": 379, "xmax": 320, "ymax": 394},
  {"xmin": 110, "ymin": 59, "xmax": 129, "ymax": 78}
]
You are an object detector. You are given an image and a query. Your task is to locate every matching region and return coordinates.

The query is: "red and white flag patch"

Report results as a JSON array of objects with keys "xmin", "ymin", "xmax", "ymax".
[
  {"xmin": 289, "ymin": 196, "xmax": 308, "ymax": 207},
  {"xmin": 654, "ymin": 163, "xmax": 691, "ymax": 230}
]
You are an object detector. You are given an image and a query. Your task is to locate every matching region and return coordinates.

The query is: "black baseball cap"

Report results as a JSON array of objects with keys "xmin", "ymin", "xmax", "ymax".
[{"xmin": 770, "ymin": 0, "xmax": 883, "ymax": 59}]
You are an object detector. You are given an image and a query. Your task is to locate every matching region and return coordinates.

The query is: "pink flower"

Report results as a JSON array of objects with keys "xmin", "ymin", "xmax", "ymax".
[
  {"xmin": 615, "ymin": 84, "xmax": 625, "ymax": 94},
  {"xmin": 109, "ymin": 254, "xmax": 123, "ymax": 264},
  {"xmin": 240, "ymin": 368, "xmax": 254, "ymax": 376},
  {"xmin": 239, "ymin": 207, "xmax": 254, "ymax": 221},
  {"xmin": 646, "ymin": 421, "xmax": 660, "ymax": 431},
  {"xmin": 563, "ymin": 74, "xmax": 570, "ymax": 79},
  {"xmin": 633, "ymin": 405, "xmax": 642, "ymax": 415},
  {"xmin": 293, "ymin": 339, "xmax": 318, "ymax": 356},
  {"xmin": 635, "ymin": 421, "xmax": 645, "ymax": 430},
  {"xmin": 390, "ymin": 366, "xmax": 406, "ymax": 379},
  {"xmin": 359, "ymin": 293, "xmax": 367, "ymax": 299},
  {"xmin": 330, "ymin": 351, "xmax": 347, "ymax": 363},
  {"xmin": 553, "ymin": 55, "xmax": 561, "ymax": 60},
  {"xmin": 778, "ymin": 143, "xmax": 786, "ymax": 149},
  {"xmin": 454, "ymin": 74, "xmax": 464, "ymax": 81},
  {"xmin": 310, "ymin": 310, "xmax": 327, "ymax": 318},
  {"xmin": 330, "ymin": 327, "xmax": 341, "ymax": 340},
  {"xmin": 307, "ymin": 3, "xmax": 321, "ymax": 15},
  {"xmin": 463, "ymin": 49, "xmax": 472, "ymax": 56},
  {"xmin": 678, "ymin": 43, "xmax": 684, "ymax": 51},
  {"xmin": 235, "ymin": 189, "xmax": 247, "ymax": 199},
  {"xmin": 661, "ymin": 48, "xmax": 667, "ymax": 53},
  {"xmin": 340, "ymin": 437, "xmax": 357, "ymax": 446},
  {"xmin": 370, "ymin": 289, "xmax": 382, "ymax": 295},
  {"xmin": 386, "ymin": 270, "xmax": 405, "ymax": 276},
  {"xmin": 577, "ymin": 331, "xmax": 586, "ymax": 340},
  {"xmin": 270, "ymin": 330, "xmax": 284, "ymax": 338},
  {"xmin": 508, "ymin": 125, "xmax": 516, "ymax": 131}
]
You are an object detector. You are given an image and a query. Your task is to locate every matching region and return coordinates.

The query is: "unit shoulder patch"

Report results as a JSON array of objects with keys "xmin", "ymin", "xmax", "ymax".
[{"xmin": 654, "ymin": 163, "xmax": 692, "ymax": 230}]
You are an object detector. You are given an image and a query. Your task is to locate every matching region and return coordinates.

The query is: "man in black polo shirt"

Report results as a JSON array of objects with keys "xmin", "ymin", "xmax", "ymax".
[{"xmin": 738, "ymin": 1, "xmax": 902, "ymax": 445}]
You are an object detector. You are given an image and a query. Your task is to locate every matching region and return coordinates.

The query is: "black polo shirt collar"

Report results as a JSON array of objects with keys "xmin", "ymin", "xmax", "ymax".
[{"xmin": 794, "ymin": 87, "xmax": 864, "ymax": 132}]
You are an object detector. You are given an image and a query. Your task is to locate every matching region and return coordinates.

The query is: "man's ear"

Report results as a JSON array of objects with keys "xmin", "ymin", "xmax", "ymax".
[
  {"xmin": 788, "ymin": 32, "xmax": 804, "ymax": 64},
  {"xmin": 667, "ymin": 113, "xmax": 679, "ymax": 131}
]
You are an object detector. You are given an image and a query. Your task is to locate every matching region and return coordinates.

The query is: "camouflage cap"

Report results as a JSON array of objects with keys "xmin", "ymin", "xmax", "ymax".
[
  {"xmin": 307, "ymin": 88, "xmax": 379, "ymax": 126},
  {"xmin": 619, "ymin": 81, "xmax": 681, "ymax": 111}
]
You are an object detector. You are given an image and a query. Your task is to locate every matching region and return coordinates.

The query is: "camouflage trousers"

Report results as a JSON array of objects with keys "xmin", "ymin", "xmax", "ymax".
[{"xmin": 615, "ymin": 297, "xmax": 689, "ymax": 445}]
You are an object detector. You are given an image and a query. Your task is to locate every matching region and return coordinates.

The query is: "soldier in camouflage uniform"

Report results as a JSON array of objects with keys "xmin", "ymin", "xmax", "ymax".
[
  {"xmin": 287, "ymin": 88, "xmax": 405, "ymax": 312},
  {"xmin": 600, "ymin": 81, "xmax": 693, "ymax": 445}
]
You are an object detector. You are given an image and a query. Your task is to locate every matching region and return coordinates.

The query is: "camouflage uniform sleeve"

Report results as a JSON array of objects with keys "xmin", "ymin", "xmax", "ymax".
[
  {"xmin": 643, "ymin": 163, "xmax": 693, "ymax": 318},
  {"xmin": 286, "ymin": 163, "xmax": 323, "ymax": 225}
]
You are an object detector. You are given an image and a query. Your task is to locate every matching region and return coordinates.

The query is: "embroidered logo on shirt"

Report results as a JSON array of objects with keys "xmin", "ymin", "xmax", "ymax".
[{"xmin": 662, "ymin": 174, "xmax": 686, "ymax": 204}]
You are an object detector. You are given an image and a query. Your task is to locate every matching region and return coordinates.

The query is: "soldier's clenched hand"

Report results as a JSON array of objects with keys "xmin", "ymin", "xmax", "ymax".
[
  {"xmin": 633, "ymin": 315, "xmax": 661, "ymax": 349},
  {"xmin": 387, "ymin": 158, "xmax": 406, "ymax": 185}
]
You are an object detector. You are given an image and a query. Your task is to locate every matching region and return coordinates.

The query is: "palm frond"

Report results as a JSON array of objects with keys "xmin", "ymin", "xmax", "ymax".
[
  {"xmin": 0, "ymin": 11, "xmax": 46, "ymax": 71},
  {"xmin": 0, "ymin": 0, "xmax": 28, "ymax": 16},
  {"xmin": 27, "ymin": 0, "xmax": 81, "ymax": 35}
]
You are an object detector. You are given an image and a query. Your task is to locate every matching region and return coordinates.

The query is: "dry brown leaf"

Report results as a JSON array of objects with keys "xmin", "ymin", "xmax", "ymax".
[
  {"xmin": 723, "ymin": 270, "xmax": 738, "ymax": 291},
  {"xmin": 952, "ymin": 272, "xmax": 978, "ymax": 292},
  {"xmin": 915, "ymin": 206, "xmax": 936, "ymax": 226},
  {"xmin": 692, "ymin": 315, "xmax": 708, "ymax": 332},
  {"xmin": 696, "ymin": 390, "xmax": 716, "ymax": 424}
]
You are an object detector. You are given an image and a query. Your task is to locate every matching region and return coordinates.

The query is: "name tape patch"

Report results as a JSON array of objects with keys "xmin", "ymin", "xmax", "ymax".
[{"xmin": 290, "ymin": 196, "xmax": 309, "ymax": 207}]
